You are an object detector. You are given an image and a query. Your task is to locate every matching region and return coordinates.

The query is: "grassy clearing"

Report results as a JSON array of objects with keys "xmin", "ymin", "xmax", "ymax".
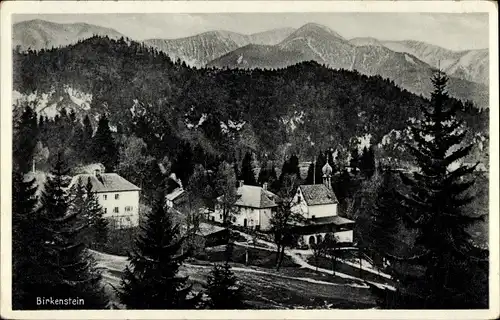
[
  {"xmin": 307, "ymin": 256, "xmax": 395, "ymax": 286},
  {"xmin": 196, "ymin": 244, "xmax": 297, "ymax": 268}
]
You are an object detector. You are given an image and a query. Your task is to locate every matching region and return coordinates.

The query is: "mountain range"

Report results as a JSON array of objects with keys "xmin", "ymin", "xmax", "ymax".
[
  {"xmin": 12, "ymin": 19, "xmax": 489, "ymax": 107},
  {"xmin": 12, "ymin": 19, "xmax": 125, "ymax": 51}
]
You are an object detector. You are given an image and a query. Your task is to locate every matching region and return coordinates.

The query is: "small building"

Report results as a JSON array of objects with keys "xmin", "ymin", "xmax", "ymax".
[
  {"xmin": 210, "ymin": 181, "xmax": 278, "ymax": 231},
  {"xmin": 166, "ymin": 187, "xmax": 187, "ymax": 209},
  {"xmin": 291, "ymin": 162, "xmax": 339, "ymax": 219},
  {"xmin": 291, "ymin": 216, "xmax": 355, "ymax": 247},
  {"xmin": 194, "ymin": 222, "xmax": 230, "ymax": 248},
  {"xmin": 70, "ymin": 169, "xmax": 141, "ymax": 229},
  {"xmin": 291, "ymin": 161, "xmax": 355, "ymax": 247}
]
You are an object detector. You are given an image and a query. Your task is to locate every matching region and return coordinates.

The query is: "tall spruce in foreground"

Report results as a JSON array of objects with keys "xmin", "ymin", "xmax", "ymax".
[
  {"xmin": 12, "ymin": 168, "xmax": 40, "ymax": 309},
  {"xmin": 370, "ymin": 72, "xmax": 488, "ymax": 308},
  {"xmin": 117, "ymin": 194, "xmax": 201, "ymax": 309},
  {"xmin": 72, "ymin": 178, "xmax": 109, "ymax": 250},
  {"xmin": 204, "ymin": 262, "xmax": 244, "ymax": 309},
  {"xmin": 37, "ymin": 154, "xmax": 108, "ymax": 309}
]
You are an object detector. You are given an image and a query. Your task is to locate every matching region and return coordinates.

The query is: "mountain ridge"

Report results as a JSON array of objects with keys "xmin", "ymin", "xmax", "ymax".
[
  {"xmin": 12, "ymin": 19, "xmax": 489, "ymax": 93},
  {"xmin": 13, "ymin": 19, "xmax": 125, "ymax": 51},
  {"xmin": 208, "ymin": 25, "xmax": 488, "ymax": 108}
]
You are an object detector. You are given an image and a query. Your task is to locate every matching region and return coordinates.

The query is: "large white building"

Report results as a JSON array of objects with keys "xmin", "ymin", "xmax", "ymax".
[
  {"xmin": 70, "ymin": 169, "xmax": 141, "ymax": 229},
  {"xmin": 210, "ymin": 181, "xmax": 278, "ymax": 231}
]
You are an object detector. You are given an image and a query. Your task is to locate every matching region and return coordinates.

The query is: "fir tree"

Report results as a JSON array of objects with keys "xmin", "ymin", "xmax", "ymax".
[
  {"xmin": 83, "ymin": 115, "xmax": 94, "ymax": 141},
  {"xmin": 203, "ymin": 262, "xmax": 244, "ymax": 309},
  {"xmin": 14, "ymin": 105, "xmax": 38, "ymax": 174},
  {"xmin": 215, "ymin": 161, "xmax": 239, "ymax": 226},
  {"xmin": 171, "ymin": 141, "xmax": 194, "ymax": 186},
  {"xmin": 12, "ymin": 168, "xmax": 40, "ymax": 309},
  {"xmin": 369, "ymin": 170, "xmax": 400, "ymax": 263},
  {"xmin": 313, "ymin": 153, "xmax": 328, "ymax": 184},
  {"xmin": 117, "ymin": 195, "xmax": 201, "ymax": 309},
  {"xmin": 92, "ymin": 114, "xmax": 118, "ymax": 172},
  {"xmin": 240, "ymin": 152, "xmax": 257, "ymax": 186},
  {"xmin": 371, "ymin": 72, "xmax": 488, "ymax": 308},
  {"xmin": 36, "ymin": 154, "xmax": 108, "ymax": 309},
  {"xmin": 257, "ymin": 159, "xmax": 269, "ymax": 185},
  {"xmin": 349, "ymin": 148, "xmax": 361, "ymax": 173},
  {"xmin": 359, "ymin": 146, "xmax": 376, "ymax": 178},
  {"xmin": 80, "ymin": 178, "xmax": 109, "ymax": 250}
]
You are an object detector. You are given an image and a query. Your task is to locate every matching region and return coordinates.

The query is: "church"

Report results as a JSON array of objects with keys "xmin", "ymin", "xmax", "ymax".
[{"xmin": 291, "ymin": 160, "xmax": 355, "ymax": 247}]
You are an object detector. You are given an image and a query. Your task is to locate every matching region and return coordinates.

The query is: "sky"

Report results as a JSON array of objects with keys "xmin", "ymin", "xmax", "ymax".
[{"xmin": 13, "ymin": 12, "xmax": 489, "ymax": 51}]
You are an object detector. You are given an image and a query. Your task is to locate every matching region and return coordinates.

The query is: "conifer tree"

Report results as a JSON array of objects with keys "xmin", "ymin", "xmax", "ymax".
[
  {"xmin": 79, "ymin": 178, "xmax": 109, "ymax": 250},
  {"xmin": 92, "ymin": 114, "xmax": 118, "ymax": 172},
  {"xmin": 370, "ymin": 72, "xmax": 488, "ymax": 309},
  {"xmin": 204, "ymin": 262, "xmax": 244, "ymax": 309},
  {"xmin": 240, "ymin": 152, "xmax": 257, "ymax": 186},
  {"xmin": 369, "ymin": 170, "xmax": 400, "ymax": 262},
  {"xmin": 83, "ymin": 115, "xmax": 94, "ymax": 140},
  {"xmin": 349, "ymin": 148, "xmax": 361, "ymax": 173},
  {"xmin": 313, "ymin": 152, "xmax": 328, "ymax": 184},
  {"xmin": 36, "ymin": 154, "xmax": 108, "ymax": 309},
  {"xmin": 215, "ymin": 161, "xmax": 239, "ymax": 226},
  {"xmin": 14, "ymin": 105, "xmax": 38, "ymax": 174},
  {"xmin": 12, "ymin": 168, "xmax": 40, "ymax": 309},
  {"xmin": 359, "ymin": 146, "xmax": 376, "ymax": 178},
  {"xmin": 117, "ymin": 194, "xmax": 201, "ymax": 309},
  {"xmin": 171, "ymin": 141, "xmax": 194, "ymax": 186},
  {"xmin": 257, "ymin": 159, "xmax": 269, "ymax": 185}
]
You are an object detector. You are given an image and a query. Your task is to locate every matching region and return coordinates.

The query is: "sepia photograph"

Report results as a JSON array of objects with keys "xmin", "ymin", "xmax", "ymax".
[{"xmin": 0, "ymin": 1, "xmax": 498, "ymax": 319}]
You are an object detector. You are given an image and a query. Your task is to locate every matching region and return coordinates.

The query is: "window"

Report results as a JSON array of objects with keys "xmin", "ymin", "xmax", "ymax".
[
  {"xmin": 115, "ymin": 194, "xmax": 120, "ymax": 200},
  {"xmin": 125, "ymin": 206, "xmax": 133, "ymax": 212},
  {"xmin": 219, "ymin": 214, "xmax": 222, "ymax": 220},
  {"xmin": 103, "ymin": 195, "xmax": 107, "ymax": 200},
  {"xmin": 232, "ymin": 217, "xmax": 236, "ymax": 223},
  {"xmin": 104, "ymin": 208, "xmax": 107, "ymax": 214},
  {"xmin": 113, "ymin": 207, "xmax": 119, "ymax": 213}
]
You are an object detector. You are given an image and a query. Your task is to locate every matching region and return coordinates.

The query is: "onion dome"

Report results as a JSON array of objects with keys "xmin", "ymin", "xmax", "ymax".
[{"xmin": 322, "ymin": 162, "xmax": 333, "ymax": 177}]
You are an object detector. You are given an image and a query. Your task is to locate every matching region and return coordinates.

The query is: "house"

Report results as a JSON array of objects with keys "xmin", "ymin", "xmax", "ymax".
[
  {"xmin": 194, "ymin": 222, "xmax": 230, "ymax": 248},
  {"xmin": 210, "ymin": 181, "xmax": 278, "ymax": 231},
  {"xmin": 166, "ymin": 187, "xmax": 187, "ymax": 209},
  {"xmin": 291, "ymin": 161, "xmax": 355, "ymax": 246},
  {"xmin": 165, "ymin": 173, "xmax": 187, "ymax": 209},
  {"xmin": 70, "ymin": 168, "xmax": 141, "ymax": 229}
]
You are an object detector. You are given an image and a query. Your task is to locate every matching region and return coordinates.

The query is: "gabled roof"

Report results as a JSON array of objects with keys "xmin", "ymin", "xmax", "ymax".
[
  {"xmin": 196, "ymin": 222, "xmax": 227, "ymax": 236},
  {"xmin": 218, "ymin": 185, "xmax": 278, "ymax": 209},
  {"xmin": 299, "ymin": 184, "xmax": 338, "ymax": 206},
  {"xmin": 166, "ymin": 187, "xmax": 185, "ymax": 201},
  {"xmin": 235, "ymin": 185, "xmax": 278, "ymax": 208},
  {"xmin": 70, "ymin": 173, "xmax": 141, "ymax": 193},
  {"xmin": 308, "ymin": 215, "xmax": 354, "ymax": 226}
]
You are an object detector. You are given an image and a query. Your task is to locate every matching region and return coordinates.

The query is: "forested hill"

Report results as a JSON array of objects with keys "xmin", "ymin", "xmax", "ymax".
[{"xmin": 13, "ymin": 36, "xmax": 488, "ymax": 163}]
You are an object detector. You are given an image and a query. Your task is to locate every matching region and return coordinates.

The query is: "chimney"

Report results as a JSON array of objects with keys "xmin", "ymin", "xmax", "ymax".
[
  {"xmin": 238, "ymin": 180, "xmax": 244, "ymax": 188},
  {"xmin": 263, "ymin": 182, "xmax": 268, "ymax": 191}
]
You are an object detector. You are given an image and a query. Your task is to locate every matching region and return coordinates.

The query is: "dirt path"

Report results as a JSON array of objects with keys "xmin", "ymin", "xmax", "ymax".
[
  {"xmin": 91, "ymin": 249, "xmax": 376, "ymax": 309},
  {"xmin": 233, "ymin": 231, "xmax": 395, "ymax": 290}
]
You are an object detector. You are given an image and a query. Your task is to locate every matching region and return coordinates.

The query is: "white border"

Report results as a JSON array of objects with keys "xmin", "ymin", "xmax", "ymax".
[{"xmin": 1, "ymin": 1, "xmax": 498, "ymax": 319}]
